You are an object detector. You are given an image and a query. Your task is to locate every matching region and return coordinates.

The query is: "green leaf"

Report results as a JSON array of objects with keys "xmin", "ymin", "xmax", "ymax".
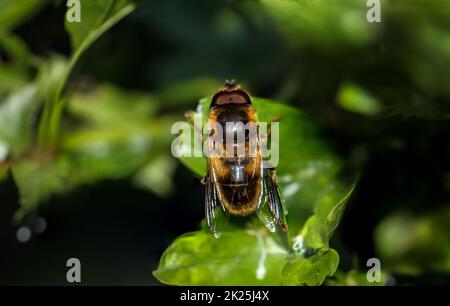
[
  {"xmin": 38, "ymin": 0, "xmax": 137, "ymax": 148},
  {"xmin": 0, "ymin": 58, "xmax": 65, "ymax": 186},
  {"xmin": 154, "ymin": 230, "xmax": 288, "ymax": 286},
  {"xmin": 301, "ymin": 183, "xmax": 356, "ymax": 249},
  {"xmin": 154, "ymin": 230, "xmax": 340, "ymax": 286},
  {"xmin": 12, "ymin": 156, "xmax": 70, "ymax": 215},
  {"xmin": 337, "ymin": 83, "xmax": 382, "ymax": 116},
  {"xmin": 0, "ymin": 85, "xmax": 38, "ymax": 156},
  {"xmin": 36, "ymin": 56, "xmax": 69, "ymax": 148},
  {"xmin": 282, "ymin": 248, "xmax": 339, "ymax": 286}
]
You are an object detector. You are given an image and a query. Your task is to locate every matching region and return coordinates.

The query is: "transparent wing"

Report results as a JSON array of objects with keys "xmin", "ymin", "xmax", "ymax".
[
  {"xmin": 256, "ymin": 168, "xmax": 288, "ymax": 233},
  {"xmin": 205, "ymin": 173, "xmax": 226, "ymax": 238}
]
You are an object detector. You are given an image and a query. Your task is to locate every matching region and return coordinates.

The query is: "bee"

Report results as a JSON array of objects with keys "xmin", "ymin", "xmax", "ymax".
[{"xmin": 203, "ymin": 80, "xmax": 287, "ymax": 238}]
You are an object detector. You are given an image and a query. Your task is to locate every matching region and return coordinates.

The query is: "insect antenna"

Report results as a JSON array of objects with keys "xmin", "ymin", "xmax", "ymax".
[{"xmin": 224, "ymin": 79, "xmax": 237, "ymax": 88}]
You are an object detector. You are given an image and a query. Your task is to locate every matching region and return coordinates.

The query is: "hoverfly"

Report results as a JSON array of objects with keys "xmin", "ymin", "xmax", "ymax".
[{"xmin": 202, "ymin": 80, "xmax": 287, "ymax": 238}]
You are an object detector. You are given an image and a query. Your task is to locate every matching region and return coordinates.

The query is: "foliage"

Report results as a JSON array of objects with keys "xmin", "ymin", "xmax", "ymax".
[
  {"xmin": 0, "ymin": 0, "xmax": 178, "ymax": 216},
  {"xmin": 0, "ymin": 0, "xmax": 449, "ymax": 285}
]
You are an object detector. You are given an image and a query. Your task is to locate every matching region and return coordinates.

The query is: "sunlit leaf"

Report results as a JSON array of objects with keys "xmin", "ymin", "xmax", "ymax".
[
  {"xmin": 154, "ymin": 230, "xmax": 341, "ymax": 286},
  {"xmin": 282, "ymin": 247, "xmax": 339, "ymax": 286},
  {"xmin": 154, "ymin": 230, "xmax": 287, "ymax": 286},
  {"xmin": 337, "ymin": 83, "xmax": 382, "ymax": 116},
  {"xmin": 0, "ymin": 85, "xmax": 38, "ymax": 156},
  {"xmin": 12, "ymin": 155, "xmax": 70, "ymax": 214},
  {"xmin": 301, "ymin": 183, "xmax": 356, "ymax": 249}
]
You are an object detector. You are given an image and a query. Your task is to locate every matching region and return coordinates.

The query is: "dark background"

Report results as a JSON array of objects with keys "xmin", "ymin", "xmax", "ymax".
[{"xmin": 0, "ymin": 0, "xmax": 449, "ymax": 285}]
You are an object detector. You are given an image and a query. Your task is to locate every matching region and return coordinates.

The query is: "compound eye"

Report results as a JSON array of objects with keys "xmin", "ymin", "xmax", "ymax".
[
  {"xmin": 214, "ymin": 94, "xmax": 230, "ymax": 106},
  {"xmin": 210, "ymin": 88, "xmax": 252, "ymax": 108},
  {"xmin": 230, "ymin": 93, "xmax": 248, "ymax": 105}
]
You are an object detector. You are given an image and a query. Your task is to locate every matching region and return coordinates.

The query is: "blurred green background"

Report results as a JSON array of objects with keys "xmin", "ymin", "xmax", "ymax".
[{"xmin": 0, "ymin": 0, "xmax": 449, "ymax": 285}]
